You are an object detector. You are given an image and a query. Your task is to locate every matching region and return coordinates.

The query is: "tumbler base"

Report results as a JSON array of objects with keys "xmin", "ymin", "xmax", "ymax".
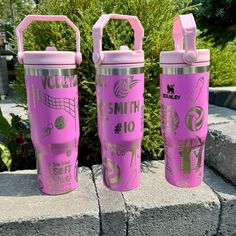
[
  {"xmin": 39, "ymin": 184, "xmax": 78, "ymax": 195},
  {"xmin": 103, "ymin": 180, "xmax": 140, "ymax": 192},
  {"xmin": 165, "ymin": 175, "xmax": 202, "ymax": 188}
]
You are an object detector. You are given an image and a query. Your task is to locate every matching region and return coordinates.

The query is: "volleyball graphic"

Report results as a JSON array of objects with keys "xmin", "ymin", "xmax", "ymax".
[
  {"xmin": 185, "ymin": 106, "xmax": 204, "ymax": 131},
  {"xmin": 55, "ymin": 116, "xmax": 66, "ymax": 129},
  {"xmin": 114, "ymin": 76, "xmax": 140, "ymax": 98},
  {"xmin": 102, "ymin": 157, "xmax": 121, "ymax": 188},
  {"xmin": 161, "ymin": 104, "xmax": 179, "ymax": 134}
]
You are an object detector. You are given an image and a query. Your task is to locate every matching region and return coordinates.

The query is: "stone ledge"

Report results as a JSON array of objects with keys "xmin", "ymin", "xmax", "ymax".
[
  {"xmin": 122, "ymin": 161, "xmax": 220, "ymax": 236},
  {"xmin": 93, "ymin": 161, "xmax": 221, "ymax": 236},
  {"xmin": 209, "ymin": 87, "xmax": 236, "ymax": 110},
  {"xmin": 204, "ymin": 167, "xmax": 236, "ymax": 236},
  {"xmin": 206, "ymin": 105, "xmax": 236, "ymax": 185},
  {"xmin": 0, "ymin": 168, "xmax": 100, "ymax": 236},
  {"xmin": 92, "ymin": 165, "xmax": 127, "ymax": 236},
  {"xmin": 1, "ymin": 161, "xmax": 236, "ymax": 235},
  {"xmin": 208, "ymin": 104, "xmax": 236, "ymax": 126}
]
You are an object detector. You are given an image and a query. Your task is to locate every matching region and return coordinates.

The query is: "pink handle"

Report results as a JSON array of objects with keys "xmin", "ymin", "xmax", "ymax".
[
  {"xmin": 16, "ymin": 15, "xmax": 82, "ymax": 64},
  {"xmin": 173, "ymin": 13, "xmax": 197, "ymax": 64},
  {"xmin": 92, "ymin": 13, "xmax": 144, "ymax": 64}
]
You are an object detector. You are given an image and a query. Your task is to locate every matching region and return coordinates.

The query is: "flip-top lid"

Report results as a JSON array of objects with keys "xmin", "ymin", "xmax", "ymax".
[
  {"xmin": 16, "ymin": 15, "xmax": 82, "ymax": 65},
  {"xmin": 160, "ymin": 14, "xmax": 210, "ymax": 65},
  {"xmin": 92, "ymin": 14, "xmax": 144, "ymax": 66}
]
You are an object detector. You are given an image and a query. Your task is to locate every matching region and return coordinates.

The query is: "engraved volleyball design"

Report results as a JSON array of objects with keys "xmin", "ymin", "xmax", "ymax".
[
  {"xmin": 161, "ymin": 104, "xmax": 179, "ymax": 134},
  {"xmin": 114, "ymin": 76, "xmax": 140, "ymax": 98},
  {"xmin": 102, "ymin": 158, "xmax": 121, "ymax": 188},
  {"xmin": 185, "ymin": 106, "xmax": 204, "ymax": 131},
  {"xmin": 55, "ymin": 116, "xmax": 66, "ymax": 129}
]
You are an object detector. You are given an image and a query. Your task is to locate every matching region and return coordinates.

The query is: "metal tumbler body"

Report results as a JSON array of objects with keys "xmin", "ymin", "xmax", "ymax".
[
  {"xmin": 160, "ymin": 14, "xmax": 210, "ymax": 188},
  {"xmin": 93, "ymin": 14, "xmax": 144, "ymax": 191},
  {"xmin": 96, "ymin": 64, "xmax": 144, "ymax": 191},
  {"xmin": 25, "ymin": 66, "xmax": 79, "ymax": 194},
  {"xmin": 160, "ymin": 65, "xmax": 209, "ymax": 187},
  {"xmin": 16, "ymin": 15, "xmax": 82, "ymax": 195}
]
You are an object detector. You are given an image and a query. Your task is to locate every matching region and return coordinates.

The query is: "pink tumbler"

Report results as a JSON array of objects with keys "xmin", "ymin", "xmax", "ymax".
[
  {"xmin": 160, "ymin": 14, "xmax": 210, "ymax": 188},
  {"xmin": 16, "ymin": 15, "xmax": 82, "ymax": 195},
  {"xmin": 92, "ymin": 14, "xmax": 144, "ymax": 191}
]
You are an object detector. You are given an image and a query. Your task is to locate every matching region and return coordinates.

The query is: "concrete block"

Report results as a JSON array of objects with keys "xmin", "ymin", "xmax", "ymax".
[
  {"xmin": 209, "ymin": 91, "xmax": 215, "ymax": 105},
  {"xmin": 122, "ymin": 161, "xmax": 220, "ymax": 236},
  {"xmin": 208, "ymin": 104, "xmax": 236, "ymax": 126},
  {"xmin": 209, "ymin": 87, "xmax": 236, "ymax": 110},
  {"xmin": 92, "ymin": 165, "xmax": 127, "ymax": 236},
  {"xmin": 206, "ymin": 121, "xmax": 236, "ymax": 185},
  {"xmin": 204, "ymin": 167, "xmax": 236, "ymax": 235},
  {"xmin": 0, "ymin": 168, "xmax": 100, "ymax": 236}
]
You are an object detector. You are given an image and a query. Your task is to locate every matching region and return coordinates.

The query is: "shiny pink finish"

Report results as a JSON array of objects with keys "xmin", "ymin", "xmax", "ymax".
[
  {"xmin": 96, "ymin": 67, "xmax": 144, "ymax": 191},
  {"xmin": 26, "ymin": 72, "xmax": 79, "ymax": 194},
  {"xmin": 160, "ymin": 14, "xmax": 210, "ymax": 188},
  {"xmin": 93, "ymin": 14, "xmax": 144, "ymax": 191},
  {"xmin": 16, "ymin": 15, "xmax": 82, "ymax": 195},
  {"xmin": 160, "ymin": 71, "xmax": 209, "ymax": 188}
]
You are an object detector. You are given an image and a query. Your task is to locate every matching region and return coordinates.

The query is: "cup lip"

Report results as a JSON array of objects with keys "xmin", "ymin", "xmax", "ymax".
[
  {"xmin": 23, "ymin": 51, "xmax": 77, "ymax": 65},
  {"xmin": 160, "ymin": 49, "xmax": 210, "ymax": 65}
]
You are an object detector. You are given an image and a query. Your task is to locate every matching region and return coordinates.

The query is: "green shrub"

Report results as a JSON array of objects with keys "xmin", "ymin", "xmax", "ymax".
[
  {"xmin": 12, "ymin": 0, "xmax": 195, "ymax": 163},
  {"xmin": 192, "ymin": 0, "xmax": 236, "ymax": 44},
  {"xmin": 197, "ymin": 38, "xmax": 236, "ymax": 87},
  {"xmin": 0, "ymin": 109, "xmax": 34, "ymax": 171}
]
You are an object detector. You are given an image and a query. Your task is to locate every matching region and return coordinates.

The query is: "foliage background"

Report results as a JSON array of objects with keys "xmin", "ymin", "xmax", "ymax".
[
  {"xmin": 192, "ymin": 0, "xmax": 236, "ymax": 44},
  {"xmin": 1, "ymin": 0, "xmax": 235, "ymax": 168},
  {"xmin": 11, "ymin": 0, "xmax": 194, "ymax": 165}
]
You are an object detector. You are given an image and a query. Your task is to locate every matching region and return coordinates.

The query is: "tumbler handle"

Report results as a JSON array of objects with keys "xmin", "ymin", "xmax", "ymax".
[
  {"xmin": 173, "ymin": 13, "xmax": 197, "ymax": 64},
  {"xmin": 92, "ymin": 13, "xmax": 144, "ymax": 64},
  {"xmin": 16, "ymin": 15, "xmax": 82, "ymax": 64}
]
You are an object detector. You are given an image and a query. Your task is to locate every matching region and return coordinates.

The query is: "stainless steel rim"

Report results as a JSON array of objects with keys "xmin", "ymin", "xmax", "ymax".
[
  {"xmin": 25, "ymin": 68, "xmax": 76, "ymax": 76},
  {"xmin": 96, "ymin": 67, "xmax": 144, "ymax": 76},
  {"xmin": 161, "ymin": 65, "xmax": 210, "ymax": 74}
]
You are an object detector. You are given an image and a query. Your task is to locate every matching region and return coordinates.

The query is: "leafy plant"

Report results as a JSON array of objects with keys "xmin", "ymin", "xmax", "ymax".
[
  {"xmin": 0, "ymin": 143, "xmax": 12, "ymax": 171},
  {"xmin": 192, "ymin": 0, "xmax": 236, "ymax": 44},
  {"xmin": 10, "ymin": 0, "xmax": 200, "ymax": 164},
  {"xmin": 0, "ymin": 108, "xmax": 33, "ymax": 171},
  {"xmin": 197, "ymin": 37, "xmax": 236, "ymax": 86}
]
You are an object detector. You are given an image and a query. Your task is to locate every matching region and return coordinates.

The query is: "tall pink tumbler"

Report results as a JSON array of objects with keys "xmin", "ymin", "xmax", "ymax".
[
  {"xmin": 160, "ymin": 14, "xmax": 210, "ymax": 188},
  {"xmin": 16, "ymin": 15, "xmax": 82, "ymax": 195},
  {"xmin": 92, "ymin": 14, "xmax": 144, "ymax": 191}
]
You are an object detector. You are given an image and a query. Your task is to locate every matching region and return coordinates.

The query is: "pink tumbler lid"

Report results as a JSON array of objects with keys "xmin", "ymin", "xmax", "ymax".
[
  {"xmin": 92, "ymin": 14, "xmax": 144, "ymax": 66},
  {"xmin": 160, "ymin": 14, "xmax": 210, "ymax": 66},
  {"xmin": 16, "ymin": 15, "xmax": 82, "ymax": 65}
]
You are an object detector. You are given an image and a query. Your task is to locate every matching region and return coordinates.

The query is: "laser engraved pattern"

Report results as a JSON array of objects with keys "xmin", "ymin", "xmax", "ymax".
[
  {"xmin": 178, "ymin": 136, "xmax": 205, "ymax": 174},
  {"xmin": 102, "ymin": 158, "xmax": 121, "ymax": 188},
  {"xmin": 185, "ymin": 106, "xmax": 204, "ymax": 132},
  {"xmin": 74, "ymin": 159, "xmax": 78, "ymax": 183},
  {"xmin": 189, "ymin": 77, "xmax": 205, "ymax": 103},
  {"xmin": 161, "ymin": 104, "xmax": 179, "ymax": 134},
  {"xmin": 41, "ymin": 123, "xmax": 53, "ymax": 137},
  {"xmin": 33, "ymin": 86, "xmax": 76, "ymax": 118},
  {"xmin": 114, "ymin": 76, "xmax": 140, "ymax": 98},
  {"xmin": 130, "ymin": 140, "xmax": 139, "ymax": 167},
  {"xmin": 98, "ymin": 99, "xmax": 109, "ymax": 124},
  {"xmin": 54, "ymin": 116, "xmax": 66, "ymax": 129}
]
